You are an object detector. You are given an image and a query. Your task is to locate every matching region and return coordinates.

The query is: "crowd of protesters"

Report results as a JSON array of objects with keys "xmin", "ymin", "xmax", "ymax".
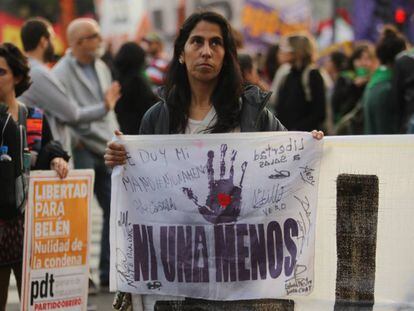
[{"xmin": 0, "ymin": 8, "xmax": 413, "ymax": 310}]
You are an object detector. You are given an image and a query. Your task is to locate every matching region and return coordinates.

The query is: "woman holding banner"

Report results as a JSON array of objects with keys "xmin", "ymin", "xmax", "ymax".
[
  {"xmin": 0, "ymin": 43, "xmax": 70, "ymax": 308},
  {"xmin": 105, "ymin": 11, "xmax": 323, "ymax": 310}
]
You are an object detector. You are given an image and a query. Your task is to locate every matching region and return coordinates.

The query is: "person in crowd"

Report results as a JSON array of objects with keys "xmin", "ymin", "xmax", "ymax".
[
  {"xmin": 325, "ymin": 51, "xmax": 348, "ymax": 82},
  {"xmin": 0, "ymin": 42, "xmax": 69, "ymax": 309},
  {"xmin": 237, "ymin": 53, "xmax": 269, "ymax": 90},
  {"xmin": 18, "ymin": 17, "xmax": 120, "ymax": 156},
  {"xmin": 333, "ymin": 43, "xmax": 377, "ymax": 135},
  {"xmin": 349, "ymin": 42, "xmax": 377, "ymax": 82},
  {"xmin": 392, "ymin": 37, "xmax": 414, "ymax": 133},
  {"xmin": 363, "ymin": 26, "xmax": 406, "ymax": 134},
  {"xmin": 142, "ymin": 32, "xmax": 169, "ymax": 90},
  {"xmin": 52, "ymin": 17, "xmax": 119, "ymax": 291},
  {"xmin": 270, "ymin": 34, "xmax": 326, "ymax": 131},
  {"xmin": 264, "ymin": 43, "xmax": 280, "ymax": 83},
  {"xmin": 324, "ymin": 51, "xmax": 351, "ymax": 124},
  {"xmin": 101, "ymin": 41, "xmax": 116, "ymax": 76},
  {"xmin": 104, "ymin": 11, "xmax": 323, "ymax": 311},
  {"xmin": 232, "ymin": 27, "xmax": 245, "ymax": 52},
  {"xmin": 343, "ymin": 43, "xmax": 376, "ymax": 114},
  {"xmin": 113, "ymin": 42, "xmax": 158, "ymax": 134}
]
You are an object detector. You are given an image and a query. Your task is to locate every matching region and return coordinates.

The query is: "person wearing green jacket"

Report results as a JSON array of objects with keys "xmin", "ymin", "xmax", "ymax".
[{"xmin": 363, "ymin": 26, "xmax": 406, "ymax": 134}]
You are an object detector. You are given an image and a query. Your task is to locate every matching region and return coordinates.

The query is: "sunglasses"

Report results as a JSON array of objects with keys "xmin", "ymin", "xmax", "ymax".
[{"xmin": 0, "ymin": 68, "xmax": 7, "ymax": 76}]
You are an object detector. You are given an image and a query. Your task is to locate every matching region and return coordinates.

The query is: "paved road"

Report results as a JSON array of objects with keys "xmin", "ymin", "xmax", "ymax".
[{"xmin": 7, "ymin": 199, "xmax": 115, "ymax": 310}]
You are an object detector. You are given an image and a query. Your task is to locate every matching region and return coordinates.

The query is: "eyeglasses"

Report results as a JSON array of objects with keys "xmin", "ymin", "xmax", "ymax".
[
  {"xmin": 78, "ymin": 32, "xmax": 101, "ymax": 42},
  {"xmin": 0, "ymin": 68, "xmax": 7, "ymax": 76}
]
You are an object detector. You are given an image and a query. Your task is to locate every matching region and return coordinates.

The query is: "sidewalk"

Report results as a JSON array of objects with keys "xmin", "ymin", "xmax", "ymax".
[{"xmin": 7, "ymin": 198, "xmax": 116, "ymax": 310}]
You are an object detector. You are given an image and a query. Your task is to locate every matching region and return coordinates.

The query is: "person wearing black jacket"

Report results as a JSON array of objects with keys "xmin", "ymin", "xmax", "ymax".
[
  {"xmin": 138, "ymin": 84, "xmax": 284, "ymax": 135},
  {"xmin": 332, "ymin": 44, "xmax": 377, "ymax": 135},
  {"xmin": 274, "ymin": 34, "xmax": 326, "ymax": 131},
  {"xmin": 0, "ymin": 43, "xmax": 70, "ymax": 308},
  {"xmin": 114, "ymin": 42, "xmax": 158, "ymax": 134},
  {"xmin": 392, "ymin": 47, "xmax": 414, "ymax": 133},
  {"xmin": 104, "ymin": 12, "xmax": 323, "ymax": 310}
]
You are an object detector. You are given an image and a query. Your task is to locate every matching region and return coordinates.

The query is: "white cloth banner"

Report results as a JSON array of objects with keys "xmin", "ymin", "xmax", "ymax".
[
  {"xmin": 110, "ymin": 132, "xmax": 323, "ymax": 300},
  {"xmin": 97, "ymin": 0, "xmax": 145, "ymax": 37}
]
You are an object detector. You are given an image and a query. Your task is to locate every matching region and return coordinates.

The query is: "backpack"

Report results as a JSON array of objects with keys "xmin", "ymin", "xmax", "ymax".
[
  {"xmin": 0, "ymin": 104, "xmax": 30, "ymax": 220},
  {"xmin": 268, "ymin": 63, "xmax": 334, "ymax": 134}
]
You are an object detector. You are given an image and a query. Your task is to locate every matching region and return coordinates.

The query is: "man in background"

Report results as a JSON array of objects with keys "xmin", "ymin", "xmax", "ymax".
[
  {"xmin": 52, "ymin": 17, "xmax": 119, "ymax": 291},
  {"xmin": 19, "ymin": 17, "xmax": 119, "ymax": 156}
]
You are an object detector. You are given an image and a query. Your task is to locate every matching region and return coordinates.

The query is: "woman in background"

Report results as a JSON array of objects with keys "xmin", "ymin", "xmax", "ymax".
[
  {"xmin": 0, "ymin": 42, "xmax": 69, "ymax": 309},
  {"xmin": 363, "ymin": 26, "xmax": 406, "ymax": 134},
  {"xmin": 264, "ymin": 43, "xmax": 280, "ymax": 83},
  {"xmin": 271, "ymin": 34, "xmax": 326, "ymax": 131},
  {"xmin": 105, "ymin": 11, "xmax": 323, "ymax": 311},
  {"xmin": 339, "ymin": 43, "xmax": 376, "ymax": 120},
  {"xmin": 114, "ymin": 42, "xmax": 158, "ymax": 134}
]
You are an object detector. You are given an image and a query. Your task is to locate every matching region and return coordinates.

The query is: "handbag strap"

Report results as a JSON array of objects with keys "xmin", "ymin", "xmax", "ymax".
[
  {"xmin": 17, "ymin": 103, "xmax": 28, "ymax": 169},
  {"xmin": 0, "ymin": 113, "xmax": 11, "ymax": 147},
  {"xmin": 17, "ymin": 103, "xmax": 28, "ymax": 127}
]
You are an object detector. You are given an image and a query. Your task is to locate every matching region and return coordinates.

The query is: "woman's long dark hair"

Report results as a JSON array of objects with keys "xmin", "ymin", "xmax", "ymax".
[
  {"xmin": 165, "ymin": 11, "xmax": 243, "ymax": 133},
  {"xmin": 114, "ymin": 42, "xmax": 146, "ymax": 78}
]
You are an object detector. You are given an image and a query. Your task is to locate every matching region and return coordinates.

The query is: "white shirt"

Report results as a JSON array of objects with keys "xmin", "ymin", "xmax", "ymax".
[{"xmin": 185, "ymin": 106, "xmax": 217, "ymax": 134}]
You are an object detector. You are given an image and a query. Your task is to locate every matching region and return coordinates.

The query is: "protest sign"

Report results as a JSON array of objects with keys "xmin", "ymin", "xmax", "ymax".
[
  {"xmin": 21, "ymin": 170, "xmax": 94, "ymax": 311},
  {"xmin": 293, "ymin": 135, "xmax": 414, "ymax": 310},
  {"xmin": 95, "ymin": 0, "xmax": 150, "ymax": 51},
  {"xmin": 185, "ymin": 0, "xmax": 312, "ymax": 53},
  {"xmin": 110, "ymin": 132, "xmax": 323, "ymax": 300},
  {"xmin": 241, "ymin": 0, "xmax": 312, "ymax": 51},
  {"xmin": 128, "ymin": 135, "xmax": 414, "ymax": 310}
]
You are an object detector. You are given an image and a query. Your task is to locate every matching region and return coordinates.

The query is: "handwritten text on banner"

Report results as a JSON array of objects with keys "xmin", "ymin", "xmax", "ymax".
[{"xmin": 110, "ymin": 132, "xmax": 323, "ymax": 300}]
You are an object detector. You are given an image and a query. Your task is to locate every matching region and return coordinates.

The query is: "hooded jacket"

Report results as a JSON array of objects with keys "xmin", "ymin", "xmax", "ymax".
[{"xmin": 139, "ymin": 85, "xmax": 287, "ymax": 134}]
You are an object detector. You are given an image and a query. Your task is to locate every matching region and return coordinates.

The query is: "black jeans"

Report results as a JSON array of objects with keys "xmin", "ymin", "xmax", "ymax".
[{"xmin": 0, "ymin": 262, "xmax": 22, "ymax": 310}]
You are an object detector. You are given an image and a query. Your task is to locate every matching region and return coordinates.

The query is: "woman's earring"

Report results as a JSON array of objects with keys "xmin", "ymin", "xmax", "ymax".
[{"xmin": 179, "ymin": 57, "xmax": 184, "ymax": 64}]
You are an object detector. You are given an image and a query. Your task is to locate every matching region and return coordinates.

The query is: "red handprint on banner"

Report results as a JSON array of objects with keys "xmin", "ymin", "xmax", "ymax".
[{"xmin": 182, "ymin": 144, "xmax": 247, "ymax": 224}]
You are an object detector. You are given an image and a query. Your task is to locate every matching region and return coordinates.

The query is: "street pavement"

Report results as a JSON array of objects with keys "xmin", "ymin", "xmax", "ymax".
[{"xmin": 7, "ymin": 198, "xmax": 115, "ymax": 310}]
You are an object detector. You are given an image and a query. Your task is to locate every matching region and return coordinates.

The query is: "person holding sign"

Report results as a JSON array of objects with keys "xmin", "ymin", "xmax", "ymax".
[
  {"xmin": 0, "ymin": 43, "xmax": 70, "ymax": 309},
  {"xmin": 105, "ymin": 11, "xmax": 323, "ymax": 310}
]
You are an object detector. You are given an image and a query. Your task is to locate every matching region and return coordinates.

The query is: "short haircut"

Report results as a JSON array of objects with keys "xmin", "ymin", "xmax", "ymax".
[
  {"xmin": 0, "ymin": 43, "xmax": 31, "ymax": 96},
  {"xmin": 21, "ymin": 17, "xmax": 52, "ymax": 52}
]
